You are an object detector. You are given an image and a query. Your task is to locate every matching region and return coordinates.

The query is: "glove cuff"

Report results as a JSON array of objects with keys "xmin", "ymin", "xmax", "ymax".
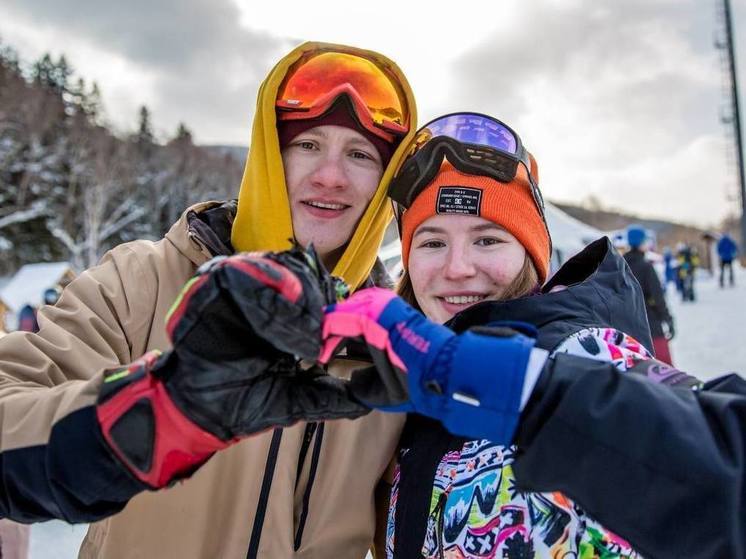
[
  {"xmin": 429, "ymin": 330, "xmax": 535, "ymax": 443},
  {"xmin": 383, "ymin": 296, "xmax": 454, "ymax": 369},
  {"xmin": 96, "ymin": 351, "xmax": 232, "ymax": 489}
]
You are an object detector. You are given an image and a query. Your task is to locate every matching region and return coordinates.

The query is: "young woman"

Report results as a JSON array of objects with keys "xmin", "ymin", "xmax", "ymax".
[{"xmin": 321, "ymin": 112, "xmax": 660, "ymax": 558}]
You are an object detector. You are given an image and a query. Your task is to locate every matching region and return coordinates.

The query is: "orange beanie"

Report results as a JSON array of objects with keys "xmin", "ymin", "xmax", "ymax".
[{"xmin": 400, "ymin": 160, "xmax": 551, "ymax": 282}]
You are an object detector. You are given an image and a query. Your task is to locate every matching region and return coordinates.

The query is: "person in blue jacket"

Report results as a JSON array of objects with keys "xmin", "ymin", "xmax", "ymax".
[{"xmin": 717, "ymin": 232, "xmax": 738, "ymax": 287}]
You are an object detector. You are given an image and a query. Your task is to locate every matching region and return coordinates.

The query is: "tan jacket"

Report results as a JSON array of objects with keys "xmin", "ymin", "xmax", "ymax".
[{"xmin": 0, "ymin": 202, "xmax": 404, "ymax": 558}]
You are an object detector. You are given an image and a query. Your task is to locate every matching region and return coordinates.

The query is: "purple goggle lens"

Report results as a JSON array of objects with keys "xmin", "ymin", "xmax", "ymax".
[{"xmin": 419, "ymin": 112, "xmax": 519, "ymax": 156}]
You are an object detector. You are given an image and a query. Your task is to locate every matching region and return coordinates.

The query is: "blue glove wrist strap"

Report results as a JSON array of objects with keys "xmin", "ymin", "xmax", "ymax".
[
  {"xmin": 428, "ymin": 330, "xmax": 535, "ymax": 444},
  {"xmin": 376, "ymin": 297, "xmax": 534, "ymax": 444}
]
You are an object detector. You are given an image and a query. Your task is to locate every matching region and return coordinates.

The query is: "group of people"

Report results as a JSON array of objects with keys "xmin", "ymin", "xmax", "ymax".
[
  {"xmin": 0, "ymin": 42, "xmax": 745, "ymax": 559},
  {"xmin": 635, "ymin": 227, "xmax": 741, "ymax": 371}
]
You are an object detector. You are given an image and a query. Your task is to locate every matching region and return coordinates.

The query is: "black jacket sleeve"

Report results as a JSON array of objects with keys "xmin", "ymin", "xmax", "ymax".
[
  {"xmin": 514, "ymin": 353, "xmax": 746, "ymax": 559},
  {"xmin": 643, "ymin": 262, "xmax": 672, "ymax": 325}
]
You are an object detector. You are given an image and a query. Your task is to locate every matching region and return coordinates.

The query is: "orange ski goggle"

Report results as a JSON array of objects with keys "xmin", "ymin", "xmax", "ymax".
[{"xmin": 276, "ymin": 50, "xmax": 410, "ymax": 142}]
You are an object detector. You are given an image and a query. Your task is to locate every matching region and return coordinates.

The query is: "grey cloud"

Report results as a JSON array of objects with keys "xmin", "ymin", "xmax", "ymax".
[
  {"xmin": 4, "ymin": 0, "xmax": 282, "ymax": 72},
  {"xmin": 4, "ymin": 0, "xmax": 298, "ymax": 143},
  {"xmin": 443, "ymin": 0, "xmax": 733, "ymax": 218},
  {"xmin": 448, "ymin": 0, "xmax": 719, "ymax": 135}
]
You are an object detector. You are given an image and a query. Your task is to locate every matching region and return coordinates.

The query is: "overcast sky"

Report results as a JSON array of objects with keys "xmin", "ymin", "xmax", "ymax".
[{"xmin": 2, "ymin": 0, "xmax": 745, "ymax": 227}]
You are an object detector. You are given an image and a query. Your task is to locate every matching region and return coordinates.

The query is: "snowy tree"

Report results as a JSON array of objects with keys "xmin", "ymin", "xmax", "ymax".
[
  {"xmin": 0, "ymin": 40, "xmax": 242, "ymax": 275},
  {"xmin": 135, "ymin": 105, "xmax": 155, "ymax": 147}
]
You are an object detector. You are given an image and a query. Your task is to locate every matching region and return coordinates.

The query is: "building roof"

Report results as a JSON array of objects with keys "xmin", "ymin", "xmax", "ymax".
[{"xmin": 0, "ymin": 262, "xmax": 73, "ymax": 312}]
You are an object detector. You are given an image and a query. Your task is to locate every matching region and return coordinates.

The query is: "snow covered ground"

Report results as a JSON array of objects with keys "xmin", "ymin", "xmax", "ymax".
[
  {"xmin": 28, "ymin": 267, "xmax": 746, "ymax": 557},
  {"xmin": 668, "ymin": 267, "xmax": 746, "ymax": 380}
]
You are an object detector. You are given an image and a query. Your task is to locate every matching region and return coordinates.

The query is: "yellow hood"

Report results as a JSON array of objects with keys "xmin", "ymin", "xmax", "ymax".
[{"xmin": 231, "ymin": 41, "xmax": 417, "ymax": 291}]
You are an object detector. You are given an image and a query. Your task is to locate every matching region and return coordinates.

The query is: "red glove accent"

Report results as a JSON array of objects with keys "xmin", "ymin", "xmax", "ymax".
[{"xmin": 96, "ymin": 352, "xmax": 234, "ymax": 488}]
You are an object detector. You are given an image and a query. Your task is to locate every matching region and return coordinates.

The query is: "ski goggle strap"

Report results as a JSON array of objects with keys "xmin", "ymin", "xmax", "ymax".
[
  {"xmin": 276, "ymin": 50, "xmax": 410, "ymax": 142},
  {"xmin": 389, "ymin": 112, "xmax": 550, "ymax": 250},
  {"xmin": 390, "ymin": 112, "xmax": 544, "ymax": 208}
]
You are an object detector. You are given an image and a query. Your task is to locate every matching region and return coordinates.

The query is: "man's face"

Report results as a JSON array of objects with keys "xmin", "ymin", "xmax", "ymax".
[{"xmin": 282, "ymin": 125, "xmax": 385, "ymax": 267}]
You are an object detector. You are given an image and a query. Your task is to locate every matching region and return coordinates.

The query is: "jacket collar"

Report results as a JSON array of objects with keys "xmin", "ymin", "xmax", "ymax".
[{"xmin": 164, "ymin": 200, "xmax": 236, "ymax": 267}]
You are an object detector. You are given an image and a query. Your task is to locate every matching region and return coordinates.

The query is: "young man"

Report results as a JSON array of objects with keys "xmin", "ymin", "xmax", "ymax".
[{"xmin": 0, "ymin": 42, "xmax": 416, "ymax": 558}]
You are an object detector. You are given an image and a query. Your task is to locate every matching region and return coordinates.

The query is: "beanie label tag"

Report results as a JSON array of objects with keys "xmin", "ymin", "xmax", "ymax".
[{"xmin": 436, "ymin": 187, "xmax": 482, "ymax": 216}]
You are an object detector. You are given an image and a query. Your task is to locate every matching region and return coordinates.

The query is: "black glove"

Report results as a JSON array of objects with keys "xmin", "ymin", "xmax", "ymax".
[
  {"xmin": 170, "ymin": 244, "xmax": 346, "ymax": 360},
  {"xmin": 96, "ymin": 247, "xmax": 365, "ymax": 489}
]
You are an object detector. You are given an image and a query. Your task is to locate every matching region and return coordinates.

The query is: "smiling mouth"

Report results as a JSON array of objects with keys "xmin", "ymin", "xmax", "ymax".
[
  {"xmin": 441, "ymin": 294, "xmax": 488, "ymax": 305},
  {"xmin": 303, "ymin": 201, "xmax": 349, "ymax": 211}
]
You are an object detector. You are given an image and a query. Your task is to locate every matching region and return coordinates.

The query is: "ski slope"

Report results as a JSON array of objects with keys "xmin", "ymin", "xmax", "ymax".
[
  {"xmin": 668, "ymin": 267, "xmax": 746, "ymax": 380},
  {"xmin": 28, "ymin": 269, "xmax": 746, "ymax": 557}
]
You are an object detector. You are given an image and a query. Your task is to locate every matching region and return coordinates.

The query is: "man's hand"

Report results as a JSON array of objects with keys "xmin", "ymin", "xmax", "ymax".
[
  {"xmin": 96, "ymin": 248, "xmax": 363, "ymax": 489},
  {"xmin": 170, "ymin": 244, "xmax": 343, "ymax": 361}
]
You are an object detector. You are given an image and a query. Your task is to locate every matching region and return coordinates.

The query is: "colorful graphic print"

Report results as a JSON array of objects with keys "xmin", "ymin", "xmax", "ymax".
[
  {"xmin": 385, "ymin": 328, "xmax": 651, "ymax": 559},
  {"xmin": 418, "ymin": 440, "xmax": 639, "ymax": 558},
  {"xmin": 552, "ymin": 328, "xmax": 652, "ymax": 371}
]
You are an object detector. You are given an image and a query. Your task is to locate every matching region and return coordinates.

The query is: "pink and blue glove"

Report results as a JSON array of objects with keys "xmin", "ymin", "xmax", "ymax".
[{"xmin": 319, "ymin": 287, "xmax": 538, "ymax": 444}]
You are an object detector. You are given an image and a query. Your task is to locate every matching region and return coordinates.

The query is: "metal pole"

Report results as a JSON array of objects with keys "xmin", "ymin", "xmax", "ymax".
[{"xmin": 722, "ymin": 0, "xmax": 746, "ymax": 261}]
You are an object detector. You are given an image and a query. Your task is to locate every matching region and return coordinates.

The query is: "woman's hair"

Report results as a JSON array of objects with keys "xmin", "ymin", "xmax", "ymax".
[{"xmin": 395, "ymin": 253, "xmax": 540, "ymax": 312}]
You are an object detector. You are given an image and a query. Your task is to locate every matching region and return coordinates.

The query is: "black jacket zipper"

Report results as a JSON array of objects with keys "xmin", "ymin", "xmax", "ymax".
[
  {"xmin": 295, "ymin": 423, "xmax": 318, "ymax": 490},
  {"xmin": 246, "ymin": 428, "xmax": 283, "ymax": 559},
  {"xmin": 294, "ymin": 423, "xmax": 325, "ymax": 551}
]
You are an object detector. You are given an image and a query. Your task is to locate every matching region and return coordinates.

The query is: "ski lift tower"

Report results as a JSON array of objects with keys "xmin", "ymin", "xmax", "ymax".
[{"xmin": 716, "ymin": 0, "xmax": 746, "ymax": 262}]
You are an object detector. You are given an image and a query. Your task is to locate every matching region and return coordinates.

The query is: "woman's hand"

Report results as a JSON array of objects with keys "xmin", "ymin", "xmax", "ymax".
[{"xmin": 320, "ymin": 287, "xmax": 540, "ymax": 444}]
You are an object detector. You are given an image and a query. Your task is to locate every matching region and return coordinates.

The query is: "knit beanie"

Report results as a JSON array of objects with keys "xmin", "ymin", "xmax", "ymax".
[
  {"xmin": 277, "ymin": 100, "xmax": 394, "ymax": 166},
  {"xmin": 400, "ymin": 159, "xmax": 551, "ymax": 282},
  {"xmin": 627, "ymin": 225, "xmax": 647, "ymax": 249}
]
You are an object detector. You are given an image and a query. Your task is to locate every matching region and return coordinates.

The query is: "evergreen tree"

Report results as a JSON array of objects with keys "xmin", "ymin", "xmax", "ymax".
[
  {"xmin": 173, "ymin": 122, "xmax": 193, "ymax": 145},
  {"xmin": 135, "ymin": 105, "xmax": 155, "ymax": 145},
  {"xmin": 53, "ymin": 54, "xmax": 73, "ymax": 94},
  {"xmin": 31, "ymin": 53, "xmax": 56, "ymax": 89},
  {"xmin": 0, "ymin": 38, "xmax": 20, "ymax": 73},
  {"xmin": 85, "ymin": 82, "xmax": 104, "ymax": 125},
  {"xmin": 70, "ymin": 77, "xmax": 88, "ymax": 117}
]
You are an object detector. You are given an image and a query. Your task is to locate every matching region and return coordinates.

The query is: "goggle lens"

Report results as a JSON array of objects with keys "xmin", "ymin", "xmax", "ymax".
[
  {"xmin": 277, "ymin": 52, "xmax": 408, "ymax": 136},
  {"xmin": 416, "ymin": 113, "xmax": 519, "ymax": 156}
]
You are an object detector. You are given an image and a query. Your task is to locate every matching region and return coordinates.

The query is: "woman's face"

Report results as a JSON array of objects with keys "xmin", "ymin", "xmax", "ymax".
[{"xmin": 408, "ymin": 214, "xmax": 527, "ymax": 323}]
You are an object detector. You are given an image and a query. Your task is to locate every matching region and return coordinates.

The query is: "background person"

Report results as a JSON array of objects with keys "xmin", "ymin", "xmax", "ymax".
[
  {"xmin": 623, "ymin": 224, "xmax": 675, "ymax": 365},
  {"xmin": 717, "ymin": 231, "xmax": 738, "ymax": 287},
  {"xmin": 676, "ymin": 243, "xmax": 698, "ymax": 302},
  {"xmin": 15, "ymin": 303, "xmax": 38, "ymax": 333}
]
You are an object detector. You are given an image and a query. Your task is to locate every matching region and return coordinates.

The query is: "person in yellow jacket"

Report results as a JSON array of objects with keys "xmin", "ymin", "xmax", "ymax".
[{"xmin": 0, "ymin": 42, "xmax": 416, "ymax": 558}]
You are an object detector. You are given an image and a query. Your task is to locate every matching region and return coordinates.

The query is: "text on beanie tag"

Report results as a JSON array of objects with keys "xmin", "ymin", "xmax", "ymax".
[{"xmin": 436, "ymin": 186, "xmax": 482, "ymax": 216}]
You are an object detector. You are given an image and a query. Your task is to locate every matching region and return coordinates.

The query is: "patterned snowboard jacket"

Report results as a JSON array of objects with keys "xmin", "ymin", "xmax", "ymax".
[{"xmin": 386, "ymin": 238, "xmax": 693, "ymax": 559}]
